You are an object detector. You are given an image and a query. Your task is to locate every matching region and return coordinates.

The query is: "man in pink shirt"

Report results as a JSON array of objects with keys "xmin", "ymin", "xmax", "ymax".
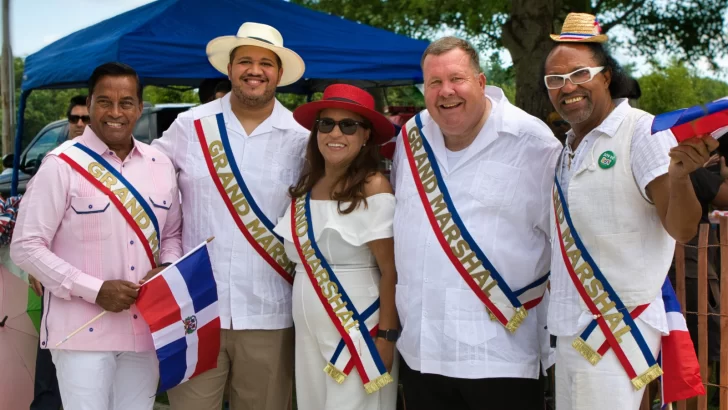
[{"xmin": 11, "ymin": 62, "xmax": 183, "ymax": 410}]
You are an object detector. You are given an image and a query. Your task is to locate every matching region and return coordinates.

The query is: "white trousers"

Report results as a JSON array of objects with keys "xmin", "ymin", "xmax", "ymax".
[
  {"xmin": 293, "ymin": 269, "xmax": 399, "ymax": 410},
  {"xmin": 51, "ymin": 349, "xmax": 158, "ymax": 410},
  {"xmin": 555, "ymin": 318, "xmax": 662, "ymax": 410}
]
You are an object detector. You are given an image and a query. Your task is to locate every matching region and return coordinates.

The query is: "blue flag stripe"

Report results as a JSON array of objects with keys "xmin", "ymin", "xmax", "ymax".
[
  {"xmin": 157, "ymin": 336, "xmax": 188, "ymax": 392},
  {"xmin": 177, "ymin": 246, "xmax": 217, "ymax": 313},
  {"xmin": 662, "ymin": 278, "xmax": 681, "ymax": 313}
]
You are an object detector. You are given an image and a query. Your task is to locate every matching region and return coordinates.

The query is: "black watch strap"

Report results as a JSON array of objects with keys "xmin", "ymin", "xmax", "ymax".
[{"xmin": 377, "ymin": 329, "xmax": 400, "ymax": 342}]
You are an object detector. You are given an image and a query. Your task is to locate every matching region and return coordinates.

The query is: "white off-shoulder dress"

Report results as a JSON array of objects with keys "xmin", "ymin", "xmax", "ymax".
[{"xmin": 273, "ymin": 193, "xmax": 398, "ymax": 410}]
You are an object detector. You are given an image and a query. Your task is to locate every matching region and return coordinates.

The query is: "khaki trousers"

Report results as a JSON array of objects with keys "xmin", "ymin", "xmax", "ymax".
[{"xmin": 168, "ymin": 328, "xmax": 294, "ymax": 410}]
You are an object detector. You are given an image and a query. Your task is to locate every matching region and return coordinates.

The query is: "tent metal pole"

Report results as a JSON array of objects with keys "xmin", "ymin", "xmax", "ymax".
[{"xmin": 11, "ymin": 89, "xmax": 29, "ymax": 196}]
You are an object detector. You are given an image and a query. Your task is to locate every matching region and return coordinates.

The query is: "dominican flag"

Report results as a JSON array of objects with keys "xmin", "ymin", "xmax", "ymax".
[
  {"xmin": 136, "ymin": 241, "xmax": 220, "ymax": 393},
  {"xmin": 660, "ymin": 279, "xmax": 704, "ymax": 406},
  {"xmin": 651, "ymin": 98, "xmax": 728, "ymax": 142}
]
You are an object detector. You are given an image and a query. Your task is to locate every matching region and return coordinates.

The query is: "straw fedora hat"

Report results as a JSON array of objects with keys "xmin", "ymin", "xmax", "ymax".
[
  {"xmin": 293, "ymin": 84, "xmax": 395, "ymax": 145},
  {"xmin": 206, "ymin": 22, "xmax": 305, "ymax": 87},
  {"xmin": 551, "ymin": 13, "xmax": 608, "ymax": 43}
]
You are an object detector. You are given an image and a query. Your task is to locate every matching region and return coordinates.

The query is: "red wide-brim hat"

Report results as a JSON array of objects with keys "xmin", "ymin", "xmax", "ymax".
[{"xmin": 293, "ymin": 84, "xmax": 395, "ymax": 145}]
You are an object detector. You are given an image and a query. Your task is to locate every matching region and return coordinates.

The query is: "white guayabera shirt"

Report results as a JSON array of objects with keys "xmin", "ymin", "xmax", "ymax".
[{"xmin": 391, "ymin": 86, "xmax": 562, "ymax": 379}]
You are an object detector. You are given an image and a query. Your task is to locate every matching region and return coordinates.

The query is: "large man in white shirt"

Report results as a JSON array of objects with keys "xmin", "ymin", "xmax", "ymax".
[
  {"xmin": 391, "ymin": 36, "xmax": 562, "ymax": 410},
  {"xmin": 545, "ymin": 13, "xmax": 716, "ymax": 410},
  {"xmin": 152, "ymin": 22, "xmax": 309, "ymax": 410}
]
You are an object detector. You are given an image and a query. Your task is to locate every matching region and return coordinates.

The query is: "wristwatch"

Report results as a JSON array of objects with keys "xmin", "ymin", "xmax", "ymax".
[{"xmin": 377, "ymin": 329, "xmax": 400, "ymax": 342}]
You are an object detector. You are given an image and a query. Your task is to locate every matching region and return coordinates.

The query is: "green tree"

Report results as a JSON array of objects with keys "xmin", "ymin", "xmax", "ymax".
[
  {"xmin": 143, "ymin": 86, "xmax": 199, "ymax": 105},
  {"xmin": 483, "ymin": 53, "xmax": 515, "ymax": 102},
  {"xmin": 637, "ymin": 59, "xmax": 728, "ymax": 115},
  {"xmin": 293, "ymin": 0, "xmax": 728, "ymax": 120}
]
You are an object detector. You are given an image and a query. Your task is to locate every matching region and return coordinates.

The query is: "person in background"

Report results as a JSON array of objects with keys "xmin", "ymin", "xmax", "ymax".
[
  {"xmin": 67, "ymin": 95, "xmax": 89, "ymax": 139},
  {"xmin": 214, "ymin": 79, "xmax": 232, "ymax": 100},
  {"xmin": 547, "ymin": 111, "xmax": 569, "ymax": 144},
  {"xmin": 669, "ymin": 129, "xmax": 728, "ymax": 410}
]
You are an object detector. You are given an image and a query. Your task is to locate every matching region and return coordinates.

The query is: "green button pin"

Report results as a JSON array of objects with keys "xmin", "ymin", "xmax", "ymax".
[{"xmin": 598, "ymin": 150, "xmax": 616, "ymax": 169}]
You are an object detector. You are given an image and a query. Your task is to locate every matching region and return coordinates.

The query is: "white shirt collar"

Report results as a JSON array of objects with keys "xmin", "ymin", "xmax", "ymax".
[{"xmin": 220, "ymin": 92, "xmax": 301, "ymax": 137}]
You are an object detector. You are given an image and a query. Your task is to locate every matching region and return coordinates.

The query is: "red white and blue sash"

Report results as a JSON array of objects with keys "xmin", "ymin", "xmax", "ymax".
[
  {"xmin": 55, "ymin": 141, "xmax": 160, "ymax": 267},
  {"xmin": 291, "ymin": 193, "xmax": 393, "ymax": 393},
  {"xmin": 195, "ymin": 113, "xmax": 294, "ymax": 284},
  {"xmin": 553, "ymin": 175, "xmax": 662, "ymax": 389},
  {"xmin": 401, "ymin": 114, "xmax": 549, "ymax": 332}
]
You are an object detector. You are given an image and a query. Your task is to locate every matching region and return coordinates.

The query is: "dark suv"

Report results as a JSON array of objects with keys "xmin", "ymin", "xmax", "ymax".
[{"xmin": 0, "ymin": 103, "xmax": 195, "ymax": 195}]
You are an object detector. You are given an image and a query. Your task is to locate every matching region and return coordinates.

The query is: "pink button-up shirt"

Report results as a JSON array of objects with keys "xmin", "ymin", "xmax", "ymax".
[{"xmin": 11, "ymin": 128, "xmax": 183, "ymax": 352}]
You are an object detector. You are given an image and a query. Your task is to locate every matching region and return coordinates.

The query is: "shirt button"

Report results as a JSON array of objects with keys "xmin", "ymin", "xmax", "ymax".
[
  {"xmin": 89, "ymin": 328, "xmax": 94, "ymax": 332},
  {"xmin": 133, "ymin": 314, "xmax": 138, "ymax": 319},
  {"xmin": 109, "ymin": 151, "xmax": 114, "ymax": 156},
  {"xmin": 424, "ymin": 278, "xmax": 429, "ymax": 283},
  {"xmin": 130, "ymin": 240, "xmax": 134, "ymax": 245},
  {"xmin": 130, "ymin": 266, "xmax": 135, "ymax": 271},
  {"xmin": 423, "ymin": 310, "xmax": 428, "ymax": 317},
  {"xmin": 152, "ymin": 157, "xmax": 156, "ymax": 162},
  {"xmin": 88, "ymin": 204, "xmax": 93, "ymax": 209},
  {"xmin": 41, "ymin": 341, "xmax": 45, "ymax": 346}
]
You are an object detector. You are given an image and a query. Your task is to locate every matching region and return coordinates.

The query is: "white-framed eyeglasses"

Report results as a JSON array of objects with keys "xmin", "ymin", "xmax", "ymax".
[{"xmin": 544, "ymin": 66, "xmax": 605, "ymax": 90}]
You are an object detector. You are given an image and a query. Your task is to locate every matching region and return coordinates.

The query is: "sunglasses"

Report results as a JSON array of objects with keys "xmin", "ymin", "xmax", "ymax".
[
  {"xmin": 317, "ymin": 118, "xmax": 369, "ymax": 135},
  {"xmin": 68, "ymin": 115, "xmax": 90, "ymax": 124},
  {"xmin": 544, "ymin": 66, "xmax": 605, "ymax": 90}
]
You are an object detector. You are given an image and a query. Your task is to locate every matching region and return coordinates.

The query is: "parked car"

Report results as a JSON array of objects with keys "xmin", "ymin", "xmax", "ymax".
[{"xmin": 0, "ymin": 103, "xmax": 195, "ymax": 196}]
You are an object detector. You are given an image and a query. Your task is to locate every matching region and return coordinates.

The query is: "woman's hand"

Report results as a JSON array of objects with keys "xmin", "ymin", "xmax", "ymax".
[{"xmin": 375, "ymin": 337, "xmax": 395, "ymax": 373}]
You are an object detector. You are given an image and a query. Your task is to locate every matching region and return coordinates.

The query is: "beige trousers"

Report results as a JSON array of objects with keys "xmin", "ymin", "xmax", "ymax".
[{"xmin": 168, "ymin": 328, "xmax": 294, "ymax": 410}]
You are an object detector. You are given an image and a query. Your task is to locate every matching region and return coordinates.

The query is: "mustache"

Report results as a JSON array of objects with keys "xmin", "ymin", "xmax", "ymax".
[{"xmin": 240, "ymin": 75, "xmax": 268, "ymax": 82}]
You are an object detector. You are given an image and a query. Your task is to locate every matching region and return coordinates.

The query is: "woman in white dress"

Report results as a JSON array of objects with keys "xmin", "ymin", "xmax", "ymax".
[{"xmin": 273, "ymin": 84, "xmax": 399, "ymax": 410}]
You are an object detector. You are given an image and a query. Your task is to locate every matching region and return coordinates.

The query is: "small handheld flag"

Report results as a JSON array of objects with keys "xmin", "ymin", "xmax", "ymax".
[
  {"xmin": 651, "ymin": 98, "xmax": 728, "ymax": 142},
  {"xmin": 136, "ymin": 240, "xmax": 220, "ymax": 393}
]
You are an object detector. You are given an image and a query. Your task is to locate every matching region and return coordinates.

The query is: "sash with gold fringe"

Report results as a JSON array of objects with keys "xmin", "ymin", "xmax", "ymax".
[
  {"xmin": 55, "ymin": 141, "xmax": 160, "ymax": 268},
  {"xmin": 553, "ymin": 175, "xmax": 662, "ymax": 390},
  {"xmin": 401, "ymin": 113, "xmax": 549, "ymax": 332},
  {"xmin": 291, "ymin": 193, "xmax": 392, "ymax": 393},
  {"xmin": 195, "ymin": 113, "xmax": 294, "ymax": 284}
]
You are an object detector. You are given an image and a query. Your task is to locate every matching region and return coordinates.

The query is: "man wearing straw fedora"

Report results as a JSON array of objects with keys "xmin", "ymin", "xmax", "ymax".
[
  {"xmin": 152, "ymin": 22, "xmax": 309, "ymax": 410},
  {"xmin": 544, "ymin": 12, "xmax": 716, "ymax": 410},
  {"xmin": 391, "ymin": 36, "xmax": 561, "ymax": 410},
  {"xmin": 10, "ymin": 62, "xmax": 184, "ymax": 410}
]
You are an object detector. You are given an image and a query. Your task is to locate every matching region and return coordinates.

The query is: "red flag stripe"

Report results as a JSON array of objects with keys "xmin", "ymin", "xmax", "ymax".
[
  {"xmin": 137, "ymin": 276, "xmax": 181, "ymax": 333},
  {"xmin": 190, "ymin": 318, "xmax": 221, "ymax": 379}
]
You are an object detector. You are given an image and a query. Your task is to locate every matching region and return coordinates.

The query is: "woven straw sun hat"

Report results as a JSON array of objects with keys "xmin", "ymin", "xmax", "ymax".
[
  {"xmin": 550, "ymin": 13, "xmax": 608, "ymax": 43},
  {"xmin": 206, "ymin": 22, "xmax": 305, "ymax": 87}
]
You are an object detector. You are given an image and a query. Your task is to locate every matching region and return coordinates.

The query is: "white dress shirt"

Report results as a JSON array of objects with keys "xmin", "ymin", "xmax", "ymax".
[
  {"xmin": 152, "ymin": 94, "xmax": 309, "ymax": 330},
  {"xmin": 391, "ymin": 86, "xmax": 562, "ymax": 379},
  {"xmin": 548, "ymin": 99, "xmax": 676, "ymax": 337}
]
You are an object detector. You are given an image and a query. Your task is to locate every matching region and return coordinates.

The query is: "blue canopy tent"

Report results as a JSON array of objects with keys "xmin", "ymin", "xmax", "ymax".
[{"xmin": 12, "ymin": 0, "xmax": 429, "ymax": 194}]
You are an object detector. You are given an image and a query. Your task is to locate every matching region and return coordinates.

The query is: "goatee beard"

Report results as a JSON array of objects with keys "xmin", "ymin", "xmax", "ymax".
[{"xmin": 232, "ymin": 85, "xmax": 276, "ymax": 109}]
